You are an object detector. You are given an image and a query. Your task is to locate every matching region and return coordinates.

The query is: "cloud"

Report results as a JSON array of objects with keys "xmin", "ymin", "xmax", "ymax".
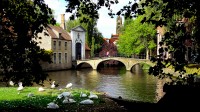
[{"xmin": 44, "ymin": 0, "xmax": 71, "ymax": 23}]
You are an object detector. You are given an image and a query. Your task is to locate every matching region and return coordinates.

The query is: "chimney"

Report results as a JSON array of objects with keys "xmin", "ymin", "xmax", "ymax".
[{"xmin": 60, "ymin": 14, "xmax": 66, "ymax": 30}]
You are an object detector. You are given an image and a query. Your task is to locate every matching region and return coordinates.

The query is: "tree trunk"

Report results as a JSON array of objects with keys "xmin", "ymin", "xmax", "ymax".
[{"xmin": 146, "ymin": 48, "xmax": 149, "ymax": 60}]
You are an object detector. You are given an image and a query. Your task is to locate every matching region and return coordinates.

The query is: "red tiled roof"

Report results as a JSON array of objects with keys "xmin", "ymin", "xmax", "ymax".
[{"xmin": 109, "ymin": 37, "xmax": 118, "ymax": 43}]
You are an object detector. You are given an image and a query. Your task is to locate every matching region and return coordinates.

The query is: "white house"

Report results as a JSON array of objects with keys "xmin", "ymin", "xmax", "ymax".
[{"xmin": 36, "ymin": 14, "xmax": 90, "ymax": 71}]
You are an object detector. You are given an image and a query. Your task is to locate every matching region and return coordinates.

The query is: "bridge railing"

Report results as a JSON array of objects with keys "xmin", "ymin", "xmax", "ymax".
[{"xmin": 90, "ymin": 53, "xmax": 148, "ymax": 59}]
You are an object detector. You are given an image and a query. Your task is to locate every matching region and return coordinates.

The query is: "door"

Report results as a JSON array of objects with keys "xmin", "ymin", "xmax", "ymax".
[{"xmin": 76, "ymin": 43, "xmax": 82, "ymax": 60}]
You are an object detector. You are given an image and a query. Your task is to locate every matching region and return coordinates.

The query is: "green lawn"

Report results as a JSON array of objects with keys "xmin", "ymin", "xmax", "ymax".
[{"xmin": 0, "ymin": 86, "xmax": 104, "ymax": 111}]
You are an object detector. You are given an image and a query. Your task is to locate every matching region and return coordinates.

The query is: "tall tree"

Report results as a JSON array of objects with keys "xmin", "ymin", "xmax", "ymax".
[
  {"xmin": 0, "ymin": 0, "xmax": 55, "ymax": 86},
  {"xmin": 117, "ymin": 15, "xmax": 156, "ymax": 59}
]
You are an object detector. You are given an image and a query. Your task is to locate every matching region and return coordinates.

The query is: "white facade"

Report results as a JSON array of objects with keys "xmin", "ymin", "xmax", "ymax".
[
  {"xmin": 71, "ymin": 26, "xmax": 86, "ymax": 61},
  {"xmin": 36, "ymin": 25, "xmax": 72, "ymax": 71}
]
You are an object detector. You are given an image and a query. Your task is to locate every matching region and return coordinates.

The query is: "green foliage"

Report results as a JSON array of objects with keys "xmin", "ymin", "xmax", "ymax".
[
  {"xmin": 141, "ymin": 63, "xmax": 151, "ymax": 70},
  {"xmin": 0, "ymin": 0, "xmax": 55, "ymax": 86},
  {"xmin": 66, "ymin": 19, "xmax": 81, "ymax": 32},
  {"xmin": 117, "ymin": 15, "xmax": 156, "ymax": 57},
  {"xmin": 55, "ymin": 23, "xmax": 60, "ymax": 26},
  {"xmin": 65, "ymin": 0, "xmax": 119, "ymax": 22},
  {"xmin": 91, "ymin": 37, "xmax": 95, "ymax": 57}
]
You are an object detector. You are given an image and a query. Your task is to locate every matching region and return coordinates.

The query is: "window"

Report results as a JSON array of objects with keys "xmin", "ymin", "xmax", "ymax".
[
  {"xmin": 59, "ymin": 53, "xmax": 61, "ymax": 64},
  {"xmin": 53, "ymin": 41, "xmax": 56, "ymax": 50},
  {"xmin": 65, "ymin": 53, "xmax": 67, "ymax": 63},
  {"xmin": 53, "ymin": 53, "xmax": 56, "ymax": 63},
  {"xmin": 65, "ymin": 42, "xmax": 67, "ymax": 50},
  {"xmin": 58, "ymin": 41, "xmax": 61, "ymax": 50}
]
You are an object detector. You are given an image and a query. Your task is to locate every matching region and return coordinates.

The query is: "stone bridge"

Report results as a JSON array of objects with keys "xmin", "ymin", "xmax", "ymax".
[{"xmin": 76, "ymin": 57, "xmax": 155, "ymax": 70}]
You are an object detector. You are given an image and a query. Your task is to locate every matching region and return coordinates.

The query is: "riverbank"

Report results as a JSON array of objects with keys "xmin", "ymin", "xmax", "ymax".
[
  {"xmin": 107, "ymin": 96, "xmax": 157, "ymax": 112},
  {"xmin": 110, "ymin": 84, "xmax": 200, "ymax": 112}
]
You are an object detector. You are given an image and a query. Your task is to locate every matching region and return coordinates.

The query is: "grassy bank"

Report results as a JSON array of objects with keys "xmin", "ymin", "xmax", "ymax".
[
  {"xmin": 0, "ymin": 87, "xmax": 126, "ymax": 112},
  {"xmin": 141, "ymin": 63, "xmax": 151, "ymax": 70}
]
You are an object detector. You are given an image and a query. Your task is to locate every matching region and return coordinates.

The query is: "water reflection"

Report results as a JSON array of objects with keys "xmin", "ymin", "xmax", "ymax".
[{"xmin": 45, "ymin": 66, "xmax": 165, "ymax": 103}]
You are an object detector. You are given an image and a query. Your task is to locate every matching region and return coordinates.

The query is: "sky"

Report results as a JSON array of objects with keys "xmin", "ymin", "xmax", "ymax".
[{"xmin": 44, "ymin": 0, "xmax": 131, "ymax": 38}]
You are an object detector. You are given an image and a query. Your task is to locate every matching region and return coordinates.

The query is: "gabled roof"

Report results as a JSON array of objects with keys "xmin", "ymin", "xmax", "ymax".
[
  {"xmin": 47, "ymin": 24, "xmax": 71, "ymax": 41},
  {"xmin": 71, "ymin": 25, "xmax": 86, "ymax": 32}
]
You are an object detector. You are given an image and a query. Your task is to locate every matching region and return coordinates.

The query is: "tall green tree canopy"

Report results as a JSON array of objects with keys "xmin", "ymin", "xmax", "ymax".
[
  {"xmin": 0, "ymin": 0, "xmax": 55, "ymax": 86},
  {"xmin": 117, "ymin": 15, "xmax": 156, "ymax": 57}
]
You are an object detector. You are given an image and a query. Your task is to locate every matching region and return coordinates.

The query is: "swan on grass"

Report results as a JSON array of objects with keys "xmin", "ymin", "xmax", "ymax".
[
  {"xmin": 9, "ymin": 80, "xmax": 14, "ymax": 86},
  {"xmin": 57, "ymin": 92, "xmax": 71, "ymax": 99},
  {"xmin": 62, "ymin": 97, "xmax": 76, "ymax": 104},
  {"xmin": 47, "ymin": 102, "xmax": 59, "ymax": 109},
  {"xmin": 65, "ymin": 83, "xmax": 72, "ymax": 89},
  {"xmin": 80, "ymin": 99, "xmax": 94, "ymax": 104},
  {"xmin": 17, "ymin": 82, "xmax": 24, "ymax": 94},
  {"xmin": 88, "ymin": 92, "xmax": 98, "ymax": 99},
  {"xmin": 80, "ymin": 92, "xmax": 87, "ymax": 98},
  {"xmin": 38, "ymin": 87, "xmax": 45, "ymax": 92},
  {"xmin": 51, "ymin": 81, "xmax": 56, "ymax": 89}
]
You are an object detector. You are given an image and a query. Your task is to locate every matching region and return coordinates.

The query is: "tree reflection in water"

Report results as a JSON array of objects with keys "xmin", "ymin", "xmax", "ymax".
[{"xmin": 45, "ymin": 65, "xmax": 165, "ymax": 103}]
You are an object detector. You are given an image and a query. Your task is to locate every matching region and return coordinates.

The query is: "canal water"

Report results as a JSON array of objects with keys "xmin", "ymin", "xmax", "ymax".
[{"xmin": 46, "ymin": 65, "xmax": 165, "ymax": 103}]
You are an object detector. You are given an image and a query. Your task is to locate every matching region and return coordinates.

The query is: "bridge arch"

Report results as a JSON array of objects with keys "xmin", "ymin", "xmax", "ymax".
[
  {"xmin": 76, "ymin": 57, "xmax": 154, "ymax": 71},
  {"xmin": 76, "ymin": 62, "xmax": 94, "ymax": 69},
  {"xmin": 96, "ymin": 59, "xmax": 126, "ymax": 70}
]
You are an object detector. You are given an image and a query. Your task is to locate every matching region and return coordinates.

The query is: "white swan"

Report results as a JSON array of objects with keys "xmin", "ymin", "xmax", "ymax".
[
  {"xmin": 80, "ymin": 92, "xmax": 87, "ymax": 98},
  {"xmin": 9, "ymin": 80, "xmax": 14, "ymax": 86},
  {"xmin": 51, "ymin": 81, "xmax": 56, "ymax": 89},
  {"xmin": 17, "ymin": 82, "xmax": 24, "ymax": 94},
  {"xmin": 38, "ymin": 87, "xmax": 45, "ymax": 92},
  {"xmin": 88, "ymin": 92, "xmax": 98, "ymax": 99},
  {"xmin": 80, "ymin": 99, "xmax": 94, "ymax": 104},
  {"xmin": 57, "ymin": 92, "xmax": 71, "ymax": 99},
  {"xmin": 66, "ymin": 83, "xmax": 72, "ymax": 89},
  {"xmin": 62, "ymin": 92, "xmax": 71, "ymax": 97},
  {"xmin": 17, "ymin": 82, "xmax": 24, "ymax": 91},
  {"xmin": 62, "ymin": 97, "xmax": 76, "ymax": 104},
  {"xmin": 47, "ymin": 102, "xmax": 59, "ymax": 109}
]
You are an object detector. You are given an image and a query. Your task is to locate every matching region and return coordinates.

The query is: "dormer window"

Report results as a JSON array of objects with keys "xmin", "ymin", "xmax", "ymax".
[{"xmin": 59, "ymin": 33, "xmax": 62, "ymax": 38}]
